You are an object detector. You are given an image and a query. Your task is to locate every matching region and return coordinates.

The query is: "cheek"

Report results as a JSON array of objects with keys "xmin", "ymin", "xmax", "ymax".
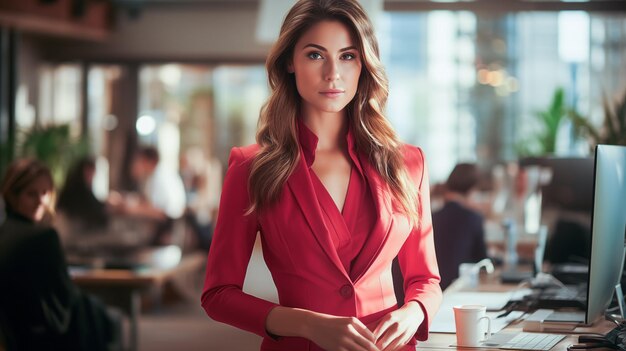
[
  {"xmin": 14, "ymin": 195, "xmax": 34, "ymax": 212},
  {"xmin": 295, "ymin": 66, "xmax": 318, "ymax": 91},
  {"xmin": 346, "ymin": 65, "xmax": 362, "ymax": 87}
]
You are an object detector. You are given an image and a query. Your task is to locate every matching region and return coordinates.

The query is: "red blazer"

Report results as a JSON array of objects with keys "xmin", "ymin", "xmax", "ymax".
[{"xmin": 201, "ymin": 143, "xmax": 442, "ymax": 351}]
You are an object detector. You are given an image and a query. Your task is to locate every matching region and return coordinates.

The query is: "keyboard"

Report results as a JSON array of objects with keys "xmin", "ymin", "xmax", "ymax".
[{"xmin": 500, "ymin": 332, "xmax": 566, "ymax": 350}]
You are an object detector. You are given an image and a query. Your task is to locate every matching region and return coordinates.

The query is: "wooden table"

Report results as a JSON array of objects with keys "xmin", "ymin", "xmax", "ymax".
[{"xmin": 70, "ymin": 249, "xmax": 206, "ymax": 351}]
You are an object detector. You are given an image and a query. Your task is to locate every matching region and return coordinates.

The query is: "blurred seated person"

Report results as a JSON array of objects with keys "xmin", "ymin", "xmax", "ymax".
[
  {"xmin": 110, "ymin": 146, "xmax": 186, "ymax": 245},
  {"xmin": 56, "ymin": 156, "xmax": 160, "ymax": 254},
  {"xmin": 55, "ymin": 157, "xmax": 110, "ymax": 246},
  {"xmin": 0, "ymin": 159, "xmax": 118, "ymax": 350},
  {"xmin": 179, "ymin": 148, "xmax": 222, "ymax": 251},
  {"xmin": 433, "ymin": 163, "xmax": 488, "ymax": 290}
]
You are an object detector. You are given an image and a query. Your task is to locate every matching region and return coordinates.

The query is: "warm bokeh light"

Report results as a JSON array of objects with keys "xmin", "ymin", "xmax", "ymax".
[
  {"xmin": 477, "ymin": 69, "xmax": 490, "ymax": 84},
  {"xmin": 488, "ymin": 70, "xmax": 504, "ymax": 87}
]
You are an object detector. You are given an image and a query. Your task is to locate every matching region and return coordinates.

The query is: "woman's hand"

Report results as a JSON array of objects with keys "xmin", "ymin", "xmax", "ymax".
[
  {"xmin": 304, "ymin": 313, "xmax": 380, "ymax": 351},
  {"xmin": 372, "ymin": 301, "xmax": 424, "ymax": 351}
]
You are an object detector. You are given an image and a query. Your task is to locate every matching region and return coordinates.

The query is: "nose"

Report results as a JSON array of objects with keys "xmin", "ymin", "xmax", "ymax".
[{"xmin": 324, "ymin": 58, "xmax": 340, "ymax": 82}]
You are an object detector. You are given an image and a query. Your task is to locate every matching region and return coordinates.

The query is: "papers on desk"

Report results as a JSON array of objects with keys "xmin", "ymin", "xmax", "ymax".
[{"xmin": 430, "ymin": 290, "xmax": 530, "ymax": 333}]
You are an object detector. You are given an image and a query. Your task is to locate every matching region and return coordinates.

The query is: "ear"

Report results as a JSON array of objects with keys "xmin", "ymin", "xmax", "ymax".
[{"xmin": 287, "ymin": 61, "xmax": 294, "ymax": 74}]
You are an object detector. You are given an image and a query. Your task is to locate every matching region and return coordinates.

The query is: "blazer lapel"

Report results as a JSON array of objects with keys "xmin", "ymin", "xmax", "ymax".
[
  {"xmin": 352, "ymin": 154, "xmax": 394, "ymax": 283},
  {"xmin": 287, "ymin": 153, "xmax": 351, "ymax": 281}
]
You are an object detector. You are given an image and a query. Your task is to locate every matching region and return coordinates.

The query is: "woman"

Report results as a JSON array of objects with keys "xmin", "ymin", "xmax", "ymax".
[
  {"xmin": 56, "ymin": 156, "xmax": 109, "ymax": 233},
  {"xmin": 201, "ymin": 1, "xmax": 441, "ymax": 350},
  {"xmin": 0, "ymin": 159, "xmax": 117, "ymax": 350},
  {"xmin": 55, "ymin": 157, "xmax": 115, "ymax": 252}
]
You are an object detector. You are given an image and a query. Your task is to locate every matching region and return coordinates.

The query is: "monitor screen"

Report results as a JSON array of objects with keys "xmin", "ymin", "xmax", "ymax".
[
  {"xmin": 539, "ymin": 157, "xmax": 595, "ymax": 213},
  {"xmin": 585, "ymin": 144, "xmax": 626, "ymax": 325}
]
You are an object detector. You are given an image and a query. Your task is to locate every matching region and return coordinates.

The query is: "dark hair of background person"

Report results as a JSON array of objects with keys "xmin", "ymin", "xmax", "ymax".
[
  {"xmin": 137, "ymin": 145, "xmax": 160, "ymax": 164},
  {"xmin": 445, "ymin": 163, "xmax": 479, "ymax": 196},
  {"xmin": 0, "ymin": 158, "xmax": 54, "ymax": 214},
  {"xmin": 56, "ymin": 157, "xmax": 109, "ymax": 231}
]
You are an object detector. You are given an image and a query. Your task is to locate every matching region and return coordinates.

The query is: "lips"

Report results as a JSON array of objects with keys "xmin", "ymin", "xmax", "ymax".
[{"xmin": 320, "ymin": 89, "xmax": 345, "ymax": 98}]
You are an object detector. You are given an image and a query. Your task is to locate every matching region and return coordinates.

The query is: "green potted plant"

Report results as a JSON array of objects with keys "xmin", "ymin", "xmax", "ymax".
[
  {"xmin": 569, "ymin": 89, "xmax": 626, "ymax": 150},
  {"xmin": 18, "ymin": 124, "xmax": 89, "ymax": 187},
  {"xmin": 516, "ymin": 87, "xmax": 567, "ymax": 156}
]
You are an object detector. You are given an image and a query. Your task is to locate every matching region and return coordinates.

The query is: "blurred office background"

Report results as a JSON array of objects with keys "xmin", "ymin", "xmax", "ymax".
[
  {"xmin": 2, "ymin": 0, "xmax": 625, "ymax": 184},
  {"xmin": 0, "ymin": 0, "xmax": 625, "ymax": 350}
]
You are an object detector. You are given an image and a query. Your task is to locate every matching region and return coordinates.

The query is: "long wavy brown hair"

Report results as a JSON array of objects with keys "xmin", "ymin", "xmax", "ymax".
[{"xmin": 249, "ymin": 0, "xmax": 419, "ymax": 222}]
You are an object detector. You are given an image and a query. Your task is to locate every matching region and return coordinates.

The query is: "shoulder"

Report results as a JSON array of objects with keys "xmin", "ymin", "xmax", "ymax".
[
  {"xmin": 466, "ymin": 206, "xmax": 484, "ymax": 224},
  {"xmin": 222, "ymin": 144, "xmax": 260, "ymax": 186},
  {"xmin": 0, "ymin": 216, "xmax": 46, "ymax": 238},
  {"xmin": 228, "ymin": 144, "xmax": 260, "ymax": 167},
  {"xmin": 400, "ymin": 144, "xmax": 426, "ymax": 165},
  {"xmin": 400, "ymin": 144, "xmax": 427, "ymax": 183},
  {"xmin": 442, "ymin": 201, "xmax": 484, "ymax": 223},
  {"xmin": 0, "ymin": 219, "xmax": 60, "ymax": 256}
]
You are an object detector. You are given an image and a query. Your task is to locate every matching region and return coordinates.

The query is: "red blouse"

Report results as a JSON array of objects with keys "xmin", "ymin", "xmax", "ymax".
[{"xmin": 297, "ymin": 120, "xmax": 376, "ymax": 281}]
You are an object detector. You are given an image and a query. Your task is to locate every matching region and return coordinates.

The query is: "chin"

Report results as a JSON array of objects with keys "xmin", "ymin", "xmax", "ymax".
[{"xmin": 319, "ymin": 102, "xmax": 350, "ymax": 113}]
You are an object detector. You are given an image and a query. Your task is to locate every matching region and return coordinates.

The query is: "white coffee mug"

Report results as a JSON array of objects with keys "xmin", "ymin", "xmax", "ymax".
[{"xmin": 453, "ymin": 304, "xmax": 492, "ymax": 347}]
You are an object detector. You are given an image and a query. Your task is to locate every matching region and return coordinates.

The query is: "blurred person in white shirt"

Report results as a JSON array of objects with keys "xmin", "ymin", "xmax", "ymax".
[{"xmin": 109, "ymin": 146, "xmax": 186, "ymax": 245}]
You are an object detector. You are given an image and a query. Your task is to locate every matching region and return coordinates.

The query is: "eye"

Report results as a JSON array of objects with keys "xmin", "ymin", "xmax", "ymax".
[
  {"xmin": 341, "ymin": 52, "xmax": 357, "ymax": 60},
  {"xmin": 307, "ymin": 52, "xmax": 323, "ymax": 60}
]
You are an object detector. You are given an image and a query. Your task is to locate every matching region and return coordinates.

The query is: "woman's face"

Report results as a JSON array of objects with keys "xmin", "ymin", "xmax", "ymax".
[
  {"xmin": 290, "ymin": 20, "xmax": 362, "ymax": 117},
  {"xmin": 13, "ymin": 175, "xmax": 53, "ymax": 222}
]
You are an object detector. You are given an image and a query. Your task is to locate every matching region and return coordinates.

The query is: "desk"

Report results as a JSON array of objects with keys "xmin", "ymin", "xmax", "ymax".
[
  {"xmin": 422, "ymin": 275, "xmax": 615, "ymax": 351},
  {"xmin": 423, "ymin": 319, "xmax": 615, "ymax": 351},
  {"xmin": 70, "ymin": 250, "xmax": 206, "ymax": 351}
]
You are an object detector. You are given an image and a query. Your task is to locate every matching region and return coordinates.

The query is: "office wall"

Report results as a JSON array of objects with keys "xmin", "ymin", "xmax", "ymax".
[{"xmin": 39, "ymin": 6, "xmax": 271, "ymax": 62}]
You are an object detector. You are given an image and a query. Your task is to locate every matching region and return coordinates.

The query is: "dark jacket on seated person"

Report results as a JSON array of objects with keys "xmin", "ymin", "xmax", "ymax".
[
  {"xmin": 433, "ymin": 201, "xmax": 488, "ymax": 290},
  {"xmin": 0, "ymin": 211, "xmax": 116, "ymax": 350}
]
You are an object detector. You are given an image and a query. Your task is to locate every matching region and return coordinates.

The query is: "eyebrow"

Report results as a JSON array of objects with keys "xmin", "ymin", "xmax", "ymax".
[{"xmin": 302, "ymin": 43, "xmax": 358, "ymax": 52}]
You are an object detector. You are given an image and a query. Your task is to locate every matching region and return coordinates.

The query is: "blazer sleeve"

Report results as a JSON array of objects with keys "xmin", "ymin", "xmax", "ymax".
[
  {"xmin": 397, "ymin": 146, "xmax": 442, "ymax": 341},
  {"xmin": 200, "ymin": 147, "xmax": 279, "ymax": 338}
]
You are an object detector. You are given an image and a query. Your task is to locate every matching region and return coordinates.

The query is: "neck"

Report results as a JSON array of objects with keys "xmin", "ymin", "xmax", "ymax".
[
  {"xmin": 5, "ymin": 207, "xmax": 34, "ymax": 224},
  {"xmin": 301, "ymin": 110, "xmax": 348, "ymax": 152},
  {"xmin": 444, "ymin": 191, "xmax": 470, "ymax": 206}
]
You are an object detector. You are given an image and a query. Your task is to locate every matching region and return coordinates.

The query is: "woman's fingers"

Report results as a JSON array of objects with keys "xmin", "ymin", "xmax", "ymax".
[
  {"xmin": 381, "ymin": 334, "xmax": 406, "ymax": 351},
  {"xmin": 376, "ymin": 322, "xmax": 400, "ymax": 350},
  {"xmin": 306, "ymin": 313, "xmax": 381, "ymax": 351},
  {"xmin": 345, "ymin": 334, "xmax": 379, "ymax": 351},
  {"xmin": 351, "ymin": 317, "xmax": 376, "ymax": 343},
  {"xmin": 348, "ymin": 320, "xmax": 379, "ymax": 351},
  {"xmin": 373, "ymin": 315, "xmax": 394, "ymax": 340}
]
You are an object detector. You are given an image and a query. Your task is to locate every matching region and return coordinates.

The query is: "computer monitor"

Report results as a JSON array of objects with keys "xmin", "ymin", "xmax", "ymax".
[
  {"xmin": 537, "ymin": 157, "xmax": 595, "ymax": 213},
  {"xmin": 585, "ymin": 144, "xmax": 626, "ymax": 325}
]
